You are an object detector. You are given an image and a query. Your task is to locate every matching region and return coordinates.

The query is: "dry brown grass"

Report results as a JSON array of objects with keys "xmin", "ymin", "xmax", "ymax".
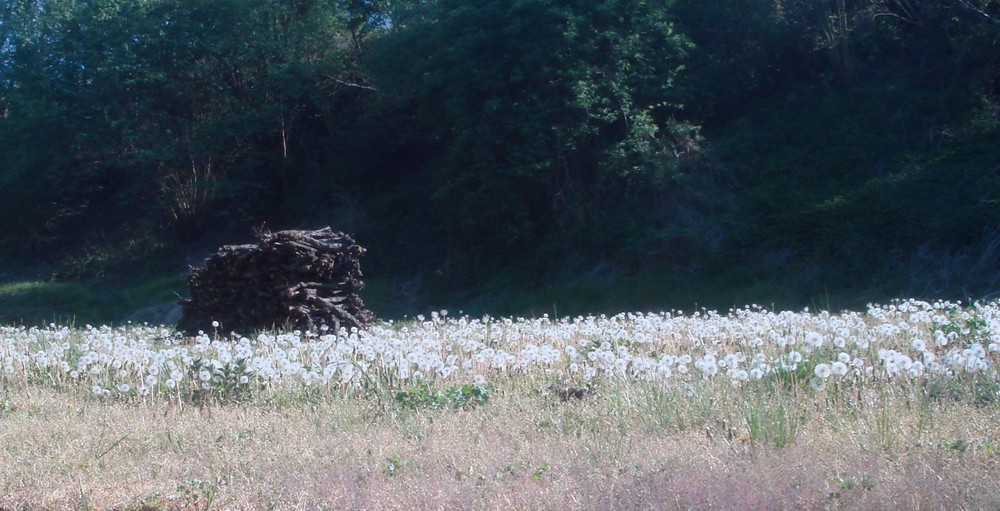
[{"xmin": 2, "ymin": 378, "xmax": 999, "ymax": 511}]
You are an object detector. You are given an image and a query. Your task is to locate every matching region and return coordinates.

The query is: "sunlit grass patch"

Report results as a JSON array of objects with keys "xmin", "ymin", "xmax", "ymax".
[
  {"xmin": 0, "ymin": 273, "xmax": 187, "ymax": 327},
  {"xmin": 0, "ymin": 280, "xmax": 98, "ymax": 324}
]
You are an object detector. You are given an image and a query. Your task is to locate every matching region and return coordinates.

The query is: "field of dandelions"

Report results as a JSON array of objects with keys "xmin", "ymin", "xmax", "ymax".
[{"xmin": 3, "ymin": 299, "xmax": 1000, "ymax": 510}]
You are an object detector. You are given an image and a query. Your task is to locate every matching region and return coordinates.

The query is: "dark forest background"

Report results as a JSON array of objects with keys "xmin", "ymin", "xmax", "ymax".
[{"xmin": 1, "ymin": 0, "xmax": 998, "ymax": 324}]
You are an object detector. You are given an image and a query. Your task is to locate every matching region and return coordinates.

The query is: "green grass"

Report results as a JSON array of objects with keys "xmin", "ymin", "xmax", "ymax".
[
  {"xmin": 0, "ymin": 274, "xmax": 187, "ymax": 326},
  {"xmin": 363, "ymin": 265, "xmax": 870, "ymax": 321}
]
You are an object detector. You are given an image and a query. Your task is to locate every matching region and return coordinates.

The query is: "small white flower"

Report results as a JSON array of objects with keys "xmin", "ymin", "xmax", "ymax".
[{"xmin": 199, "ymin": 370, "xmax": 212, "ymax": 382}]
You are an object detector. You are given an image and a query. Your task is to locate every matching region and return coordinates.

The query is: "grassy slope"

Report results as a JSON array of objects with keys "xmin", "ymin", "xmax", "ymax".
[{"xmin": 0, "ymin": 275, "xmax": 188, "ymax": 327}]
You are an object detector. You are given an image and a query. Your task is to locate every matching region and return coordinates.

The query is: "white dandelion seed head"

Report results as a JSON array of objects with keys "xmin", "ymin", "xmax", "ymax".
[
  {"xmin": 814, "ymin": 363, "xmax": 832, "ymax": 379},
  {"xmin": 805, "ymin": 332, "xmax": 824, "ymax": 348},
  {"xmin": 934, "ymin": 330, "xmax": 948, "ymax": 347},
  {"xmin": 810, "ymin": 376, "xmax": 826, "ymax": 392},
  {"xmin": 971, "ymin": 344, "xmax": 986, "ymax": 358},
  {"xmin": 831, "ymin": 361, "xmax": 848, "ymax": 376}
]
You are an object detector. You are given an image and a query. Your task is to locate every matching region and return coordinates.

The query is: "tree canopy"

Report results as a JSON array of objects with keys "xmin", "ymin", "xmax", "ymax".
[{"xmin": 1, "ymin": 0, "xmax": 998, "ymax": 313}]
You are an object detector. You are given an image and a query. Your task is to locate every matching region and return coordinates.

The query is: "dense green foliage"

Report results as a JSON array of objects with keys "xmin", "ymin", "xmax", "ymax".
[{"xmin": 0, "ymin": 0, "xmax": 998, "ymax": 321}]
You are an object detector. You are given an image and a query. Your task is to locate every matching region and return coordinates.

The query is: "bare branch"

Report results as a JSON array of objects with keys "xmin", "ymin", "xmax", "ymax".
[
  {"xmin": 327, "ymin": 76, "xmax": 378, "ymax": 92},
  {"xmin": 956, "ymin": 0, "xmax": 999, "ymax": 23}
]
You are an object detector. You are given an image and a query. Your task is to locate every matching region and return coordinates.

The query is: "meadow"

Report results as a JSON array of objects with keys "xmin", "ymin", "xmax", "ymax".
[{"xmin": 2, "ymin": 299, "xmax": 1000, "ymax": 510}]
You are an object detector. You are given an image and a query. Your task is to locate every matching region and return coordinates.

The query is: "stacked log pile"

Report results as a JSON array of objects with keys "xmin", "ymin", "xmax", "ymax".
[{"xmin": 178, "ymin": 227, "xmax": 374, "ymax": 334}]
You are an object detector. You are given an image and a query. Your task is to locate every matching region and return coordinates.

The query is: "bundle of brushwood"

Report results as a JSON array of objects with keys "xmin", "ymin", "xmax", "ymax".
[{"xmin": 177, "ymin": 227, "xmax": 374, "ymax": 334}]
